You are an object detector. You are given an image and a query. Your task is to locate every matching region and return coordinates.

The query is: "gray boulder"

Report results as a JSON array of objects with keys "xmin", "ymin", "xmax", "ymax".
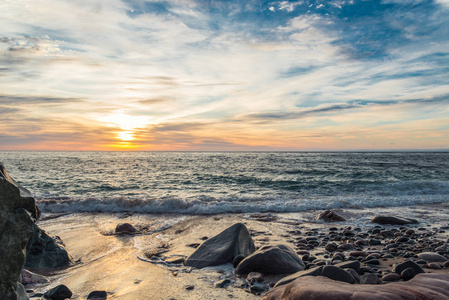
[
  {"xmin": 371, "ymin": 215, "xmax": 418, "ymax": 225},
  {"xmin": 418, "ymin": 252, "xmax": 448, "ymax": 262},
  {"xmin": 25, "ymin": 224, "xmax": 72, "ymax": 269},
  {"xmin": 44, "ymin": 285, "xmax": 72, "ymax": 300},
  {"xmin": 236, "ymin": 244, "xmax": 305, "ymax": 275},
  {"xmin": 184, "ymin": 223, "xmax": 255, "ymax": 268},
  {"xmin": 0, "ymin": 163, "xmax": 37, "ymax": 300}
]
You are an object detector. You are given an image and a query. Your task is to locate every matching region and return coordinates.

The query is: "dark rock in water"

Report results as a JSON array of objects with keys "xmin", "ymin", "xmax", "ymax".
[
  {"xmin": 214, "ymin": 278, "xmax": 233, "ymax": 288},
  {"xmin": 360, "ymin": 273, "xmax": 381, "ymax": 284},
  {"xmin": 236, "ymin": 244, "xmax": 305, "ymax": 276},
  {"xmin": 43, "ymin": 285, "xmax": 72, "ymax": 300},
  {"xmin": 393, "ymin": 260, "xmax": 425, "ymax": 276},
  {"xmin": 418, "ymin": 252, "xmax": 448, "ymax": 262},
  {"xmin": 263, "ymin": 273, "xmax": 449, "ymax": 300},
  {"xmin": 184, "ymin": 223, "xmax": 255, "ymax": 269},
  {"xmin": 25, "ymin": 224, "xmax": 72, "ymax": 269},
  {"xmin": 233, "ymin": 254, "xmax": 245, "ymax": 267},
  {"xmin": 87, "ymin": 290, "xmax": 108, "ymax": 299},
  {"xmin": 316, "ymin": 209, "xmax": 347, "ymax": 222},
  {"xmin": 275, "ymin": 265, "xmax": 358, "ymax": 287},
  {"xmin": 401, "ymin": 267, "xmax": 416, "ymax": 281},
  {"xmin": 0, "ymin": 163, "xmax": 38, "ymax": 300},
  {"xmin": 115, "ymin": 223, "xmax": 136, "ymax": 235},
  {"xmin": 371, "ymin": 215, "xmax": 418, "ymax": 225}
]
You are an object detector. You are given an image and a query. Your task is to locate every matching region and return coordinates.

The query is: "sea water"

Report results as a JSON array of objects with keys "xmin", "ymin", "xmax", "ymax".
[{"xmin": 1, "ymin": 151, "xmax": 448, "ymax": 214}]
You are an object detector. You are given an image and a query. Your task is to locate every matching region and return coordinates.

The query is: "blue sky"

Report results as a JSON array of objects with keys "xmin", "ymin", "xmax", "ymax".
[{"xmin": 1, "ymin": 0, "xmax": 448, "ymax": 150}]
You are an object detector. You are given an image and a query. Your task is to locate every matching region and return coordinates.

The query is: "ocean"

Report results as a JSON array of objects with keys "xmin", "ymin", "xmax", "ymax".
[{"xmin": 1, "ymin": 151, "xmax": 448, "ymax": 214}]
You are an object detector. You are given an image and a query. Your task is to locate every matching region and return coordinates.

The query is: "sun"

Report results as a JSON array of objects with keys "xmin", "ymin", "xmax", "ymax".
[{"xmin": 116, "ymin": 131, "xmax": 135, "ymax": 141}]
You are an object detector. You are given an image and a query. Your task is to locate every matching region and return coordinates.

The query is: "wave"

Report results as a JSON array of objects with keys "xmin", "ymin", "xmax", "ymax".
[{"xmin": 36, "ymin": 193, "xmax": 449, "ymax": 215}]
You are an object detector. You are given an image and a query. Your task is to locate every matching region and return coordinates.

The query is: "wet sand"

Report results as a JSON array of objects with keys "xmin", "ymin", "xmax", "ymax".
[{"xmin": 27, "ymin": 203, "xmax": 449, "ymax": 299}]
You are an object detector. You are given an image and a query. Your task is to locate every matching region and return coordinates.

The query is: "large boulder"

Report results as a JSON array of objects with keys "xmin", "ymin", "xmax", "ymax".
[
  {"xmin": 371, "ymin": 215, "xmax": 418, "ymax": 225},
  {"xmin": 184, "ymin": 223, "xmax": 255, "ymax": 269},
  {"xmin": 236, "ymin": 244, "xmax": 305, "ymax": 275},
  {"xmin": 417, "ymin": 252, "xmax": 448, "ymax": 262},
  {"xmin": 0, "ymin": 163, "xmax": 37, "ymax": 300},
  {"xmin": 25, "ymin": 224, "xmax": 72, "ymax": 269},
  {"xmin": 263, "ymin": 273, "xmax": 449, "ymax": 300}
]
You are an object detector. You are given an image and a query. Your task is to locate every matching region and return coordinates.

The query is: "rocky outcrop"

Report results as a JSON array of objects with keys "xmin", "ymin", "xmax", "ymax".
[
  {"xmin": 236, "ymin": 244, "xmax": 305, "ymax": 275},
  {"xmin": 263, "ymin": 273, "xmax": 449, "ymax": 300},
  {"xmin": 25, "ymin": 224, "xmax": 72, "ymax": 269},
  {"xmin": 371, "ymin": 215, "xmax": 418, "ymax": 225},
  {"xmin": 0, "ymin": 163, "xmax": 38, "ymax": 300},
  {"xmin": 184, "ymin": 223, "xmax": 255, "ymax": 268}
]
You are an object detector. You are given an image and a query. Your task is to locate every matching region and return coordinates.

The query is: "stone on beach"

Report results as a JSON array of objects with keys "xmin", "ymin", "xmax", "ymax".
[
  {"xmin": 20, "ymin": 269, "xmax": 49, "ymax": 285},
  {"xmin": 115, "ymin": 223, "xmax": 137, "ymax": 235},
  {"xmin": 236, "ymin": 244, "xmax": 305, "ymax": 275},
  {"xmin": 371, "ymin": 215, "xmax": 418, "ymax": 225},
  {"xmin": 418, "ymin": 252, "xmax": 448, "ymax": 262},
  {"xmin": 87, "ymin": 290, "xmax": 108, "ymax": 299},
  {"xmin": 43, "ymin": 284, "xmax": 73, "ymax": 300},
  {"xmin": 0, "ymin": 163, "xmax": 38, "ymax": 300},
  {"xmin": 274, "ymin": 265, "xmax": 358, "ymax": 287},
  {"xmin": 263, "ymin": 273, "xmax": 449, "ymax": 300},
  {"xmin": 392, "ymin": 260, "xmax": 425, "ymax": 275},
  {"xmin": 316, "ymin": 209, "xmax": 347, "ymax": 222},
  {"xmin": 25, "ymin": 224, "xmax": 72, "ymax": 269},
  {"xmin": 184, "ymin": 223, "xmax": 255, "ymax": 268}
]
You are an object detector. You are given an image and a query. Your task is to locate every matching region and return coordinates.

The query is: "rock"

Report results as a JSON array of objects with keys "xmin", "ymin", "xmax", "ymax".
[
  {"xmin": 184, "ymin": 285, "xmax": 195, "ymax": 290},
  {"xmin": 0, "ymin": 163, "xmax": 38, "ymax": 300},
  {"xmin": 382, "ymin": 273, "xmax": 401, "ymax": 282},
  {"xmin": 349, "ymin": 251, "xmax": 367, "ymax": 257},
  {"xmin": 43, "ymin": 285, "xmax": 72, "ymax": 300},
  {"xmin": 274, "ymin": 265, "xmax": 357, "ymax": 287},
  {"xmin": 184, "ymin": 223, "xmax": 255, "ymax": 268},
  {"xmin": 25, "ymin": 224, "xmax": 72, "ymax": 269},
  {"xmin": 325, "ymin": 243, "xmax": 338, "ymax": 252},
  {"xmin": 401, "ymin": 267, "xmax": 416, "ymax": 281},
  {"xmin": 360, "ymin": 273, "xmax": 381, "ymax": 284},
  {"xmin": 428, "ymin": 262, "xmax": 442, "ymax": 269},
  {"xmin": 316, "ymin": 209, "xmax": 346, "ymax": 222},
  {"xmin": 236, "ymin": 244, "xmax": 305, "ymax": 275},
  {"xmin": 20, "ymin": 269, "xmax": 49, "ymax": 285},
  {"xmin": 371, "ymin": 215, "xmax": 418, "ymax": 225},
  {"xmin": 344, "ymin": 268, "xmax": 360, "ymax": 284},
  {"xmin": 262, "ymin": 273, "xmax": 449, "ymax": 300},
  {"xmin": 247, "ymin": 272, "xmax": 264, "ymax": 283},
  {"xmin": 418, "ymin": 252, "xmax": 448, "ymax": 262},
  {"xmin": 334, "ymin": 260, "xmax": 361, "ymax": 274},
  {"xmin": 214, "ymin": 278, "xmax": 233, "ymax": 288},
  {"xmin": 115, "ymin": 223, "xmax": 136, "ymax": 234},
  {"xmin": 393, "ymin": 260, "xmax": 425, "ymax": 275},
  {"xmin": 87, "ymin": 290, "xmax": 107, "ymax": 299}
]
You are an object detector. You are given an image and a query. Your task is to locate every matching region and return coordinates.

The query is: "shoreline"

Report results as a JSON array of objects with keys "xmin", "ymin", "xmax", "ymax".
[{"xmin": 26, "ymin": 203, "xmax": 449, "ymax": 299}]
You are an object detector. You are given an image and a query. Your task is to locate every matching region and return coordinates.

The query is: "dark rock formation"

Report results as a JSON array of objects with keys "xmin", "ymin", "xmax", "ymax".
[
  {"xmin": 263, "ymin": 273, "xmax": 449, "ymax": 300},
  {"xmin": 184, "ymin": 223, "xmax": 255, "ymax": 268},
  {"xmin": 371, "ymin": 215, "xmax": 418, "ymax": 225},
  {"xmin": 0, "ymin": 163, "xmax": 37, "ymax": 300},
  {"xmin": 235, "ymin": 244, "xmax": 305, "ymax": 275},
  {"xmin": 87, "ymin": 290, "xmax": 108, "ymax": 299},
  {"xmin": 392, "ymin": 260, "xmax": 424, "ymax": 276},
  {"xmin": 43, "ymin": 285, "xmax": 72, "ymax": 300},
  {"xmin": 25, "ymin": 224, "xmax": 72, "ymax": 269},
  {"xmin": 115, "ymin": 223, "xmax": 137, "ymax": 235}
]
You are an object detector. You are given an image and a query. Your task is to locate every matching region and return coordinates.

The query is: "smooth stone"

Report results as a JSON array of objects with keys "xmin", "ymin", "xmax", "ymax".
[
  {"xmin": 418, "ymin": 252, "xmax": 448, "ymax": 262},
  {"xmin": 401, "ymin": 267, "xmax": 416, "ymax": 281},
  {"xmin": 43, "ymin": 285, "xmax": 72, "ymax": 300},
  {"xmin": 236, "ymin": 244, "xmax": 305, "ymax": 275},
  {"xmin": 382, "ymin": 273, "xmax": 401, "ymax": 282},
  {"xmin": 87, "ymin": 290, "xmax": 107, "ymax": 299},
  {"xmin": 372, "ymin": 215, "xmax": 419, "ymax": 225},
  {"xmin": 393, "ymin": 260, "xmax": 425, "ymax": 275},
  {"xmin": 274, "ymin": 265, "xmax": 357, "ymax": 287},
  {"xmin": 334, "ymin": 260, "xmax": 361, "ymax": 274},
  {"xmin": 349, "ymin": 251, "xmax": 367, "ymax": 257},
  {"xmin": 263, "ymin": 273, "xmax": 449, "ymax": 300},
  {"xmin": 325, "ymin": 243, "xmax": 338, "ymax": 252},
  {"xmin": 115, "ymin": 223, "xmax": 136, "ymax": 234},
  {"xmin": 185, "ymin": 223, "xmax": 255, "ymax": 269},
  {"xmin": 428, "ymin": 262, "xmax": 442, "ymax": 269},
  {"xmin": 232, "ymin": 254, "xmax": 245, "ymax": 268}
]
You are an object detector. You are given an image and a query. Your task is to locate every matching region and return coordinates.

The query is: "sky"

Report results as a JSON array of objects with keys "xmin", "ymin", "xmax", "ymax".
[{"xmin": 1, "ymin": 0, "xmax": 449, "ymax": 151}]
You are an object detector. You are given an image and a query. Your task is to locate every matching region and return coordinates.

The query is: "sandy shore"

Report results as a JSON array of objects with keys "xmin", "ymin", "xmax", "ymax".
[{"xmin": 26, "ymin": 203, "xmax": 449, "ymax": 299}]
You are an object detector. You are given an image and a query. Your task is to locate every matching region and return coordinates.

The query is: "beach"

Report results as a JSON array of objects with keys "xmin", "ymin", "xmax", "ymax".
[{"xmin": 26, "ymin": 203, "xmax": 449, "ymax": 299}]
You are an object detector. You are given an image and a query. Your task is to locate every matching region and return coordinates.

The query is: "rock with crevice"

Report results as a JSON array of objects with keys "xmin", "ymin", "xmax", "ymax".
[
  {"xmin": 0, "ymin": 163, "xmax": 37, "ymax": 300},
  {"xmin": 184, "ymin": 223, "xmax": 255, "ymax": 268}
]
